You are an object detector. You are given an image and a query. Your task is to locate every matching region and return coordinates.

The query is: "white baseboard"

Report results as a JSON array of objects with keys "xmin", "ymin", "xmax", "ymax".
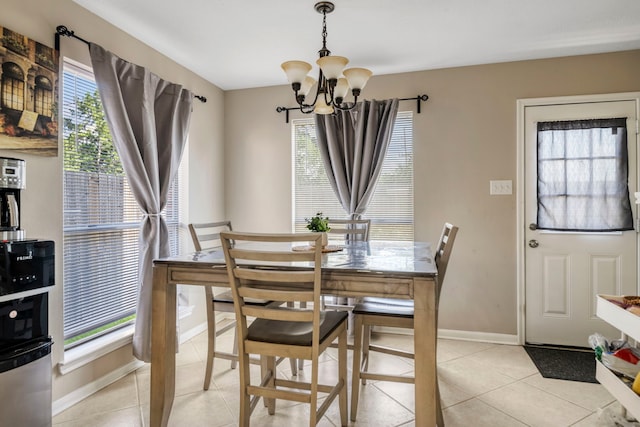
[
  {"xmin": 438, "ymin": 328, "xmax": 519, "ymax": 345},
  {"xmin": 374, "ymin": 326, "xmax": 519, "ymax": 346}
]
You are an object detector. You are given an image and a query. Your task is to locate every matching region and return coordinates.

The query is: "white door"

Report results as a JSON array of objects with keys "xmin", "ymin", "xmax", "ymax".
[{"xmin": 525, "ymin": 99, "xmax": 638, "ymax": 347}]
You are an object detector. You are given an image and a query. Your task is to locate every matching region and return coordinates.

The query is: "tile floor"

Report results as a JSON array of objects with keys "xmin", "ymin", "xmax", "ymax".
[{"xmin": 53, "ymin": 325, "xmax": 639, "ymax": 426}]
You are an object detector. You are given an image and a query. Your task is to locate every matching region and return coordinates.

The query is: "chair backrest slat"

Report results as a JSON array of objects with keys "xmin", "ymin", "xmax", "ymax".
[
  {"xmin": 242, "ymin": 306, "xmax": 315, "ymax": 322},
  {"xmin": 188, "ymin": 220, "xmax": 232, "ymax": 251},
  {"xmin": 327, "ymin": 218, "xmax": 371, "ymax": 242},
  {"xmin": 229, "ymin": 248, "xmax": 316, "ymax": 263},
  {"xmin": 234, "ymin": 268, "xmax": 316, "ymax": 284},
  {"xmin": 238, "ymin": 287, "xmax": 314, "ymax": 303}
]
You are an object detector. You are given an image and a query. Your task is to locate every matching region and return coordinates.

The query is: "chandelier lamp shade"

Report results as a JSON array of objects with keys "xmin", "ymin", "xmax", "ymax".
[{"xmin": 281, "ymin": 1, "xmax": 372, "ymax": 115}]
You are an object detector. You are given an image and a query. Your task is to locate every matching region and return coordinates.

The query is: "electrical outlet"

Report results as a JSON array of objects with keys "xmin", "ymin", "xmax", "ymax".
[{"xmin": 490, "ymin": 180, "xmax": 512, "ymax": 195}]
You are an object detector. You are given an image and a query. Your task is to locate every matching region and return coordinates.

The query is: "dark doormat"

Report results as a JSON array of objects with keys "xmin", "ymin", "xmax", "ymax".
[{"xmin": 524, "ymin": 344, "xmax": 598, "ymax": 383}]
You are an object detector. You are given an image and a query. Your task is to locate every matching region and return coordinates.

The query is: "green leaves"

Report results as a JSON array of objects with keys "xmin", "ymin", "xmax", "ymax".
[
  {"xmin": 305, "ymin": 211, "xmax": 330, "ymax": 232},
  {"xmin": 63, "ymin": 85, "xmax": 123, "ymax": 175}
]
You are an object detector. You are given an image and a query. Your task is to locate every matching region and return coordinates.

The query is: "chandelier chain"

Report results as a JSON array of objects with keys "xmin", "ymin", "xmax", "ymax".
[{"xmin": 321, "ymin": 11, "xmax": 328, "ymax": 51}]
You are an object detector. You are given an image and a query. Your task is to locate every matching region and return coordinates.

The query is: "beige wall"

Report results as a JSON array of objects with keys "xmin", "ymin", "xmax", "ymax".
[
  {"xmin": 2, "ymin": 0, "xmax": 224, "ymax": 404},
  {"xmin": 224, "ymin": 50, "xmax": 640, "ymax": 337},
  {"xmin": 3, "ymin": 0, "xmax": 640, "ymax": 410}
]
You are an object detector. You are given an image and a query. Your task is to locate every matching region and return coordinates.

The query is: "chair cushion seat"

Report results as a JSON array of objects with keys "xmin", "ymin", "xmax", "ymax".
[
  {"xmin": 247, "ymin": 310, "xmax": 348, "ymax": 346},
  {"xmin": 213, "ymin": 290, "xmax": 272, "ymax": 306},
  {"xmin": 353, "ymin": 298, "xmax": 414, "ymax": 318}
]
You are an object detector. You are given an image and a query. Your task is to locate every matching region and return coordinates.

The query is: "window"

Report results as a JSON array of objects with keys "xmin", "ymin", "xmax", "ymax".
[
  {"xmin": 35, "ymin": 42, "xmax": 56, "ymax": 71},
  {"xmin": 537, "ymin": 118, "xmax": 633, "ymax": 231},
  {"xmin": 2, "ymin": 28, "xmax": 28, "ymax": 56},
  {"xmin": 1, "ymin": 62, "xmax": 25, "ymax": 111},
  {"xmin": 293, "ymin": 111, "xmax": 413, "ymax": 240},
  {"xmin": 34, "ymin": 76, "xmax": 53, "ymax": 117},
  {"xmin": 62, "ymin": 59, "xmax": 182, "ymax": 348}
]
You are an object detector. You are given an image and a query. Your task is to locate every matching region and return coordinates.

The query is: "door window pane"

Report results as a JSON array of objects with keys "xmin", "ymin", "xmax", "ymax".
[{"xmin": 537, "ymin": 118, "xmax": 633, "ymax": 231}]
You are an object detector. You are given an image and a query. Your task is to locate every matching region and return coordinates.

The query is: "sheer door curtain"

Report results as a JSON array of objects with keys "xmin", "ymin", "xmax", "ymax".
[{"xmin": 537, "ymin": 117, "xmax": 633, "ymax": 232}]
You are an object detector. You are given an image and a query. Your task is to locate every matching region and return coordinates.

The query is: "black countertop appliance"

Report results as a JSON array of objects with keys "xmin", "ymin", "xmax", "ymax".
[{"xmin": 0, "ymin": 239, "xmax": 54, "ymax": 426}]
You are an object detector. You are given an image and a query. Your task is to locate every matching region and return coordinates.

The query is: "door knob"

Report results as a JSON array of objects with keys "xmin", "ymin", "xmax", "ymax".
[
  {"xmin": 528, "ymin": 239, "xmax": 539, "ymax": 248},
  {"xmin": 529, "ymin": 223, "xmax": 537, "ymax": 230}
]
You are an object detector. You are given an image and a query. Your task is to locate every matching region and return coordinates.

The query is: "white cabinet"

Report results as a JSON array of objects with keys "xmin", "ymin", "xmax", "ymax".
[{"xmin": 596, "ymin": 295, "xmax": 640, "ymax": 421}]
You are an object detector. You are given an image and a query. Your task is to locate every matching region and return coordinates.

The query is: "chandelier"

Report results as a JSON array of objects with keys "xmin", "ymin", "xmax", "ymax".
[{"xmin": 281, "ymin": 1, "xmax": 372, "ymax": 115}]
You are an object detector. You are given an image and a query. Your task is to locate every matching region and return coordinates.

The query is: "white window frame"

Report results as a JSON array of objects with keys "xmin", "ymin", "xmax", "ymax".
[
  {"xmin": 292, "ymin": 111, "xmax": 414, "ymax": 240},
  {"xmin": 59, "ymin": 58, "xmax": 188, "ymax": 373}
]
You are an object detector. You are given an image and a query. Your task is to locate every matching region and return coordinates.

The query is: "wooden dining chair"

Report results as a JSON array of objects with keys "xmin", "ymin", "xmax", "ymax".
[
  {"xmin": 327, "ymin": 218, "xmax": 371, "ymax": 242},
  {"xmin": 188, "ymin": 221, "xmax": 299, "ymax": 391},
  {"xmin": 220, "ymin": 231, "xmax": 348, "ymax": 426},
  {"xmin": 323, "ymin": 218, "xmax": 371, "ymax": 313},
  {"xmin": 350, "ymin": 222, "xmax": 459, "ymax": 425}
]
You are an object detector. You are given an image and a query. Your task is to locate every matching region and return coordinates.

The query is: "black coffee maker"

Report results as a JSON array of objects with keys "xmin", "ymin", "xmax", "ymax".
[{"xmin": 0, "ymin": 157, "xmax": 25, "ymax": 241}]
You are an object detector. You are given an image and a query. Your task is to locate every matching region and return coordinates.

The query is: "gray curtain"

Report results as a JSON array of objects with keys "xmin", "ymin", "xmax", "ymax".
[
  {"xmin": 89, "ymin": 43, "xmax": 194, "ymax": 362},
  {"xmin": 314, "ymin": 99, "xmax": 399, "ymax": 218}
]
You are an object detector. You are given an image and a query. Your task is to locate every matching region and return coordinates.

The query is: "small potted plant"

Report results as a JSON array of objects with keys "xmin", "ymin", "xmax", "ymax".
[{"xmin": 305, "ymin": 212, "xmax": 330, "ymax": 247}]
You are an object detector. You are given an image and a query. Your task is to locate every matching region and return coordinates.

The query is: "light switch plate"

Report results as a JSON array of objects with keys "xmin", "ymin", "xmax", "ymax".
[{"xmin": 490, "ymin": 180, "xmax": 512, "ymax": 195}]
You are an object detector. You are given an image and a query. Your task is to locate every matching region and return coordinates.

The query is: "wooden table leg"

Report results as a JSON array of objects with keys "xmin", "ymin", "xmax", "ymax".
[
  {"xmin": 413, "ymin": 277, "xmax": 437, "ymax": 426},
  {"xmin": 150, "ymin": 263, "xmax": 176, "ymax": 427}
]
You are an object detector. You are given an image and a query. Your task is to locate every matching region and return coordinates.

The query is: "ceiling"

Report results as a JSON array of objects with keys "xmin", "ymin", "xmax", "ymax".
[{"xmin": 73, "ymin": 0, "xmax": 640, "ymax": 91}]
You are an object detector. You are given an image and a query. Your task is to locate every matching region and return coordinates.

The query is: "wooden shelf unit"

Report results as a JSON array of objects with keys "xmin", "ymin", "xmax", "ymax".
[{"xmin": 595, "ymin": 295, "xmax": 640, "ymax": 421}]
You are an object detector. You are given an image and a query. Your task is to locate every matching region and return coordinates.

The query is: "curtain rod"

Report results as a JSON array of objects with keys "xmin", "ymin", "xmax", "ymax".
[
  {"xmin": 55, "ymin": 25, "xmax": 207, "ymax": 103},
  {"xmin": 276, "ymin": 94, "xmax": 429, "ymax": 123}
]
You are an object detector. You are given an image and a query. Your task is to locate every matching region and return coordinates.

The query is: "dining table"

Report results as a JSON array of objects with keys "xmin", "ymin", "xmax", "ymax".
[{"xmin": 150, "ymin": 239, "xmax": 439, "ymax": 426}]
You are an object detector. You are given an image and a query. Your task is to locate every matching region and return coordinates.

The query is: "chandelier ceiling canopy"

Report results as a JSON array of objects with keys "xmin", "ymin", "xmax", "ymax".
[{"xmin": 281, "ymin": 1, "xmax": 372, "ymax": 115}]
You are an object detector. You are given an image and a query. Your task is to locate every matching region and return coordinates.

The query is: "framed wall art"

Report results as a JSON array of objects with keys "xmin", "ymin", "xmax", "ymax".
[{"xmin": 0, "ymin": 25, "xmax": 58, "ymax": 156}]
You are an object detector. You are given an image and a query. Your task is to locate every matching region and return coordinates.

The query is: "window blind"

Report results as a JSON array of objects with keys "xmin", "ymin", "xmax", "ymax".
[
  {"xmin": 62, "ymin": 60, "xmax": 181, "ymax": 347},
  {"xmin": 293, "ymin": 111, "xmax": 414, "ymax": 240}
]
